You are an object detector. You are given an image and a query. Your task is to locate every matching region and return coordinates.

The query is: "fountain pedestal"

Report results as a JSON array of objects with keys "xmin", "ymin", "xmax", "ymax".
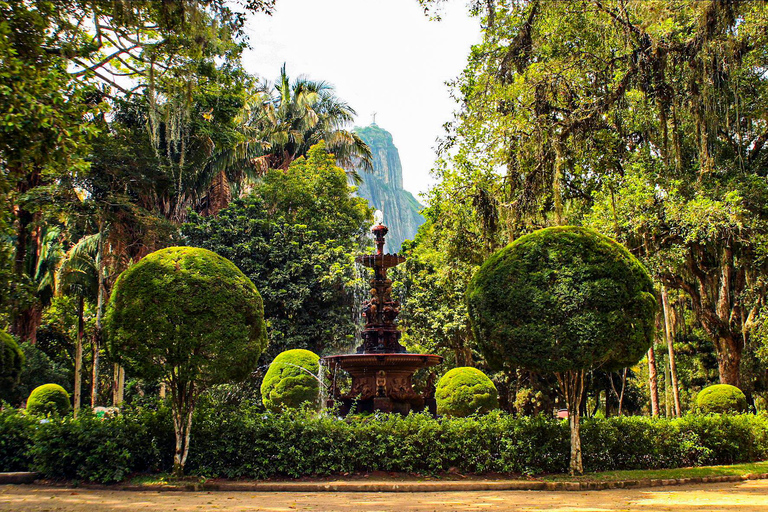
[{"xmin": 322, "ymin": 224, "xmax": 442, "ymax": 415}]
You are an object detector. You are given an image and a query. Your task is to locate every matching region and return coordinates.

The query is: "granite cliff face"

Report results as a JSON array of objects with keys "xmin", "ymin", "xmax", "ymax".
[{"xmin": 352, "ymin": 124, "xmax": 425, "ymax": 252}]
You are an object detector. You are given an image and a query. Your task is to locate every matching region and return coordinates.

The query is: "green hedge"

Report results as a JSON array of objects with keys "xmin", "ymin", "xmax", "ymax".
[{"xmin": 2, "ymin": 404, "xmax": 767, "ymax": 482}]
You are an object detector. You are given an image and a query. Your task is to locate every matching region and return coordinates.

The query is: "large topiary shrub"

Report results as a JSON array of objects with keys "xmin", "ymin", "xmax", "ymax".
[
  {"xmin": 466, "ymin": 226, "xmax": 656, "ymax": 474},
  {"xmin": 696, "ymin": 384, "xmax": 748, "ymax": 414},
  {"xmin": 26, "ymin": 384, "xmax": 70, "ymax": 416},
  {"xmin": 0, "ymin": 332, "xmax": 24, "ymax": 401},
  {"xmin": 105, "ymin": 246, "xmax": 267, "ymax": 475},
  {"xmin": 435, "ymin": 367, "xmax": 498, "ymax": 417},
  {"xmin": 261, "ymin": 349, "xmax": 320, "ymax": 412}
]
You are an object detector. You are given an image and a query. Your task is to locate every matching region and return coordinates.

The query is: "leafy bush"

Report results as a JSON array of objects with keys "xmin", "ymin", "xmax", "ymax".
[
  {"xmin": 0, "ymin": 332, "xmax": 24, "ymax": 401},
  {"xmin": 696, "ymin": 384, "xmax": 748, "ymax": 414},
  {"xmin": 2, "ymin": 403, "xmax": 767, "ymax": 481},
  {"xmin": 435, "ymin": 367, "xmax": 498, "ymax": 417},
  {"xmin": 26, "ymin": 383, "xmax": 70, "ymax": 416},
  {"xmin": 261, "ymin": 349, "xmax": 320, "ymax": 412},
  {"xmin": 0, "ymin": 407, "xmax": 37, "ymax": 471}
]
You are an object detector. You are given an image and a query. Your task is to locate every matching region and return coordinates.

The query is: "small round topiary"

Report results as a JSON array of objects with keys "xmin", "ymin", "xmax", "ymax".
[
  {"xmin": 435, "ymin": 367, "xmax": 499, "ymax": 417},
  {"xmin": 261, "ymin": 349, "xmax": 321, "ymax": 412},
  {"xmin": 27, "ymin": 383, "xmax": 71, "ymax": 416},
  {"xmin": 696, "ymin": 384, "xmax": 748, "ymax": 414}
]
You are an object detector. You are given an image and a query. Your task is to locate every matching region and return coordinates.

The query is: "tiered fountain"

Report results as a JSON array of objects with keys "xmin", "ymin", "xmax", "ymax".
[{"xmin": 322, "ymin": 223, "xmax": 443, "ymax": 415}]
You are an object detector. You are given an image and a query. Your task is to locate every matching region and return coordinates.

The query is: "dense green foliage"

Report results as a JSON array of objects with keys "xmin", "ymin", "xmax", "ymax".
[
  {"xmin": 0, "ymin": 407, "xmax": 37, "ymax": 472},
  {"xmin": 104, "ymin": 246, "xmax": 267, "ymax": 473},
  {"xmin": 435, "ymin": 367, "xmax": 498, "ymax": 417},
  {"xmin": 261, "ymin": 349, "xmax": 320, "ymax": 412},
  {"xmin": 184, "ymin": 143, "xmax": 371, "ymax": 359},
  {"xmin": 26, "ymin": 383, "xmax": 70, "ymax": 416},
  {"xmin": 105, "ymin": 247, "xmax": 267, "ymax": 385},
  {"xmin": 0, "ymin": 332, "xmax": 24, "ymax": 400},
  {"xmin": 467, "ymin": 226, "xmax": 656, "ymax": 373},
  {"xmin": 696, "ymin": 385, "xmax": 748, "ymax": 414},
  {"xmin": 3, "ymin": 404, "xmax": 767, "ymax": 481}
]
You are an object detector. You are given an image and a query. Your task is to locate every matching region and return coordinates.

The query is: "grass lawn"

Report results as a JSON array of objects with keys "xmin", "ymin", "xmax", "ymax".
[
  {"xmin": 127, "ymin": 461, "xmax": 768, "ymax": 486},
  {"xmin": 543, "ymin": 460, "xmax": 768, "ymax": 481}
]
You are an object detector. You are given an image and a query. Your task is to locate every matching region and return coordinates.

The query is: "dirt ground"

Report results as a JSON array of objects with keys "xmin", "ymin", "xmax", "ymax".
[{"xmin": 2, "ymin": 480, "xmax": 768, "ymax": 511}]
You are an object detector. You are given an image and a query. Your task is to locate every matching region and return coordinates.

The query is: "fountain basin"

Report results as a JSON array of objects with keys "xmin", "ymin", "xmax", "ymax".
[{"xmin": 322, "ymin": 353, "xmax": 443, "ymax": 415}]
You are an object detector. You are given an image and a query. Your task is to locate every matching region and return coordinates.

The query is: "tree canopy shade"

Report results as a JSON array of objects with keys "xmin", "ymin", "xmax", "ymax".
[
  {"xmin": 104, "ymin": 246, "xmax": 267, "ymax": 475},
  {"xmin": 466, "ymin": 226, "xmax": 656, "ymax": 473},
  {"xmin": 183, "ymin": 142, "xmax": 372, "ymax": 360}
]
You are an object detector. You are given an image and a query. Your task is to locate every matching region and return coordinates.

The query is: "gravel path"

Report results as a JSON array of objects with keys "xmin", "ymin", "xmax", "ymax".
[{"xmin": 2, "ymin": 480, "xmax": 768, "ymax": 511}]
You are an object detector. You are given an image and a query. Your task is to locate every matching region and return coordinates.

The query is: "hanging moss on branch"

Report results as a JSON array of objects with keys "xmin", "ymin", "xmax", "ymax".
[
  {"xmin": 467, "ymin": 226, "xmax": 656, "ymax": 474},
  {"xmin": 261, "ymin": 349, "xmax": 320, "ymax": 412}
]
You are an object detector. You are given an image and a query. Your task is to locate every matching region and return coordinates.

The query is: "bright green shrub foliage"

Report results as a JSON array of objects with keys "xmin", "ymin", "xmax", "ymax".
[
  {"xmin": 26, "ymin": 383, "xmax": 70, "ymax": 416},
  {"xmin": 104, "ymin": 247, "xmax": 268, "ymax": 386},
  {"xmin": 261, "ymin": 349, "xmax": 320, "ymax": 412},
  {"xmin": 0, "ymin": 332, "xmax": 24, "ymax": 399},
  {"xmin": 0, "ymin": 407, "xmax": 36, "ymax": 471},
  {"xmin": 696, "ymin": 384, "xmax": 748, "ymax": 414},
  {"xmin": 436, "ymin": 367, "xmax": 498, "ymax": 417},
  {"xmin": 2, "ymin": 405, "xmax": 768, "ymax": 480},
  {"xmin": 467, "ymin": 226, "xmax": 657, "ymax": 372}
]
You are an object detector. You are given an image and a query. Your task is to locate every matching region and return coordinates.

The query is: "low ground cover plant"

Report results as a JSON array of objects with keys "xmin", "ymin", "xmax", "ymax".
[{"xmin": 2, "ymin": 403, "xmax": 766, "ymax": 483}]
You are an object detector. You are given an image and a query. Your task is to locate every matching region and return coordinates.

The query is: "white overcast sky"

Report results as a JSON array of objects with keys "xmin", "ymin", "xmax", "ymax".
[{"xmin": 241, "ymin": 0, "xmax": 481, "ymax": 199}]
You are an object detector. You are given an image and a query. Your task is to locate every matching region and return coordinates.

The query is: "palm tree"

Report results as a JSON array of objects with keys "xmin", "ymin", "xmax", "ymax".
[
  {"xmin": 199, "ymin": 65, "xmax": 373, "ymax": 215},
  {"xmin": 56, "ymin": 234, "xmax": 100, "ymax": 414}
]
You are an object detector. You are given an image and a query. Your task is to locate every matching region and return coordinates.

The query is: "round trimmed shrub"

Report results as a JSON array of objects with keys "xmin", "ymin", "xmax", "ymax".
[
  {"xmin": 0, "ymin": 332, "xmax": 24, "ymax": 399},
  {"xmin": 261, "ymin": 349, "xmax": 321, "ymax": 412},
  {"xmin": 696, "ymin": 384, "xmax": 747, "ymax": 414},
  {"xmin": 466, "ymin": 226, "xmax": 657, "ymax": 373},
  {"xmin": 26, "ymin": 384, "xmax": 70, "ymax": 416},
  {"xmin": 435, "ymin": 367, "xmax": 498, "ymax": 417}
]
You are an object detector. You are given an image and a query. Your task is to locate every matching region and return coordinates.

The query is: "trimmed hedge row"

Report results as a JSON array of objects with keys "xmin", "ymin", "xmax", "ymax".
[{"xmin": 2, "ymin": 404, "xmax": 767, "ymax": 483}]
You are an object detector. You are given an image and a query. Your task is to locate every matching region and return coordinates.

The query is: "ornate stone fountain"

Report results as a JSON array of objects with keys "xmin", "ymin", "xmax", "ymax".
[{"xmin": 322, "ymin": 223, "xmax": 443, "ymax": 415}]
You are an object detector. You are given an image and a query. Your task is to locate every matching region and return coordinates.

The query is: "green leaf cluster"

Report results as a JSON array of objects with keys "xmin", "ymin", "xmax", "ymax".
[
  {"xmin": 183, "ymin": 143, "xmax": 372, "ymax": 359},
  {"xmin": 696, "ymin": 385, "xmax": 748, "ymax": 414},
  {"xmin": 104, "ymin": 246, "xmax": 267, "ymax": 386},
  {"xmin": 26, "ymin": 383, "xmax": 71, "ymax": 417},
  {"xmin": 260, "ymin": 349, "xmax": 320, "ymax": 412},
  {"xmin": 467, "ymin": 226, "xmax": 657, "ymax": 373},
  {"xmin": 0, "ymin": 331, "xmax": 24, "ymax": 400},
  {"xmin": 4, "ymin": 404, "xmax": 768, "ymax": 480},
  {"xmin": 435, "ymin": 367, "xmax": 498, "ymax": 417}
]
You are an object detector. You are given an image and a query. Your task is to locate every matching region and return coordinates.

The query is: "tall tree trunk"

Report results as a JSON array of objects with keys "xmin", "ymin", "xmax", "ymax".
[
  {"xmin": 716, "ymin": 335, "xmax": 742, "ymax": 386},
  {"xmin": 73, "ymin": 295, "xmax": 84, "ymax": 417},
  {"xmin": 661, "ymin": 287, "xmax": 682, "ymax": 416},
  {"xmin": 556, "ymin": 370, "xmax": 585, "ymax": 475},
  {"xmin": 91, "ymin": 223, "xmax": 106, "ymax": 408},
  {"xmin": 170, "ymin": 378, "xmax": 196, "ymax": 476},
  {"xmin": 112, "ymin": 364, "xmax": 125, "ymax": 406},
  {"xmin": 647, "ymin": 345, "xmax": 660, "ymax": 417},
  {"xmin": 11, "ymin": 168, "xmax": 42, "ymax": 343}
]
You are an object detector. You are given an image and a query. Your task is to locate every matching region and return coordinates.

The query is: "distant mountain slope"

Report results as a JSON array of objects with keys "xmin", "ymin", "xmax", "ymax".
[{"xmin": 352, "ymin": 124, "xmax": 425, "ymax": 252}]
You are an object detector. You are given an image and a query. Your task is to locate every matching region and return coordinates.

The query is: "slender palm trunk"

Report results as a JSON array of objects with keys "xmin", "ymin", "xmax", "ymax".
[
  {"xmin": 91, "ymin": 224, "xmax": 105, "ymax": 408},
  {"xmin": 73, "ymin": 295, "xmax": 84, "ymax": 417},
  {"xmin": 647, "ymin": 345, "xmax": 660, "ymax": 417},
  {"xmin": 661, "ymin": 287, "xmax": 681, "ymax": 416}
]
